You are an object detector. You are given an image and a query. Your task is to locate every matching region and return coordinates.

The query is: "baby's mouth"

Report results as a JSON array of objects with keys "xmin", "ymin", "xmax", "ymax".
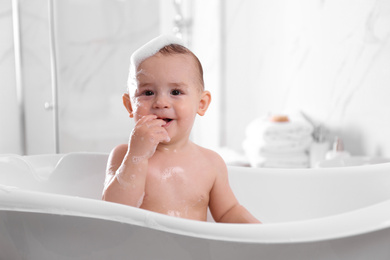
[{"xmin": 158, "ymin": 117, "xmax": 173, "ymax": 123}]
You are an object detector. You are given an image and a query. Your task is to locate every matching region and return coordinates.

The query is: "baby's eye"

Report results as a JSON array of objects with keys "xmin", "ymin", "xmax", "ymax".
[
  {"xmin": 171, "ymin": 89, "xmax": 182, "ymax": 96},
  {"xmin": 143, "ymin": 90, "xmax": 154, "ymax": 96}
]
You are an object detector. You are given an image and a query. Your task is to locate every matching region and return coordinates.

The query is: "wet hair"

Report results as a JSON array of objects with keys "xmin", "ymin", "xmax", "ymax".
[{"xmin": 158, "ymin": 44, "xmax": 204, "ymax": 90}]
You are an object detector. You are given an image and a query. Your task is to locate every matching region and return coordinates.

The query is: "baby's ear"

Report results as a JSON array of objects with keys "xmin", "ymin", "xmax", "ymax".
[
  {"xmin": 122, "ymin": 93, "xmax": 134, "ymax": 118},
  {"xmin": 197, "ymin": 91, "xmax": 211, "ymax": 116}
]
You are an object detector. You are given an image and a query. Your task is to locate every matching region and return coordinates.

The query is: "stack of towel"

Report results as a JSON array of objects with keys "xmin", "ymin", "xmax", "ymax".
[{"xmin": 243, "ymin": 115, "xmax": 313, "ymax": 168}]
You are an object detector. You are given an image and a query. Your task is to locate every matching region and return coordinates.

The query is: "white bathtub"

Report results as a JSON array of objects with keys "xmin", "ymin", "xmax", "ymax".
[{"xmin": 1, "ymin": 152, "xmax": 390, "ymax": 259}]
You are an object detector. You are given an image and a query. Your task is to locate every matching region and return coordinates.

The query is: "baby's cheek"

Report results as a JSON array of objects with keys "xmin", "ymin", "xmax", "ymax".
[
  {"xmin": 131, "ymin": 97, "xmax": 141, "ymax": 110},
  {"xmin": 132, "ymin": 100, "xmax": 147, "ymax": 116}
]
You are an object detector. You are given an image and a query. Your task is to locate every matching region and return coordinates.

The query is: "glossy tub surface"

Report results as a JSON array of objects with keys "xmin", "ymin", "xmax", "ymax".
[{"xmin": 1, "ymin": 153, "xmax": 390, "ymax": 259}]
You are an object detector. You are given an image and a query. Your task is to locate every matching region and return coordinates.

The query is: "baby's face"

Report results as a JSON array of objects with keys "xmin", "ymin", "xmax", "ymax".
[{"xmin": 130, "ymin": 53, "xmax": 204, "ymax": 142}]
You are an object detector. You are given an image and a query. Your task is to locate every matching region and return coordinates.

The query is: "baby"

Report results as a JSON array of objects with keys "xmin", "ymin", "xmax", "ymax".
[{"xmin": 102, "ymin": 35, "xmax": 260, "ymax": 223}]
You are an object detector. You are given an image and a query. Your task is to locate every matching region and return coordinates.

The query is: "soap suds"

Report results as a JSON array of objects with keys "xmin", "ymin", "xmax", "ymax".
[
  {"xmin": 161, "ymin": 167, "xmax": 184, "ymax": 181},
  {"xmin": 115, "ymin": 171, "xmax": 136, "ymax": 188},
  {"xmin": 127, "ymin": 34, "xmax": 185, "ymax": 93},
  {"xmin": 136, "ymin": 192, "xmax": 145, "ymax": 207},
  {"xmin": 132, "ymin": 155, "xmax": 146, "ymax": 164},
  {"xmin": 130, "ymin": 34, "xmax": 185, "ymax": 71},
  {"xmin": 167, "ymin": 210, "xmax": 181, "ymax": 218}
]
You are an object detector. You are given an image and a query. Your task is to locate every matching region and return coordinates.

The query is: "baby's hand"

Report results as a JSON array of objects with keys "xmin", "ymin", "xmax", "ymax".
[{"xmin": 128, "ymin": 115, "xmax": 170, "ymax": 163}]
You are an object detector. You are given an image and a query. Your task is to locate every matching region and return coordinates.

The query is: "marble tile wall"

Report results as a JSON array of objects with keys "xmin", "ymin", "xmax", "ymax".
[
  {"xmin": 0, "ymin": 0, "xmax": 160, "ymax": 154},
  {"xmin": 224, "ymin": 0, "xmax": 390, "ymax": 157},
  {"xmin": 55, "ymin": 0, "xmax": 160, "ymax": 153}
]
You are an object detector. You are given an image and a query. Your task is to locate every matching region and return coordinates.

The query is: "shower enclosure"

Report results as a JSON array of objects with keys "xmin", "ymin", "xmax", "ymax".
[{"xmin": 3, "ymin": 0, "xmax": 162, "ymax": 154}]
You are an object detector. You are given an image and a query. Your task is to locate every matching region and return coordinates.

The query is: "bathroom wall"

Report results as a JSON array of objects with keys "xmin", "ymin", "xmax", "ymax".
[
  {"xmin": 0, "ymin": 0, "xmax": 160, "ymax": 154},
  {"xmin": 55, "ymin": 0, "xmax": 159, "ymax": 153},
  {"xmin": 223, "ymin": 0, "xmax": 390, "ymax": 157},
  {"xmin": 2, "ymin": 0, "xmax": 390, "ymax": 159}
]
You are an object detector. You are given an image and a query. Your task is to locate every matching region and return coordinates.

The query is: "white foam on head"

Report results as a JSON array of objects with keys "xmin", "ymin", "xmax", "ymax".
[
  {"xmin": 127, "ymin": 34, "xmax": 186, "ymax": 91},
  {"xmin": 131, "ymin": 34, "xmax": 185, "ymax": 69}
]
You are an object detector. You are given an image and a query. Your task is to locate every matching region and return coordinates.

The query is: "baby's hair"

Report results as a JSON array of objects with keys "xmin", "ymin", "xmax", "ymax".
[{"xmin": 158, "ymin": 44, "xmax": 204, "ymax": 90}]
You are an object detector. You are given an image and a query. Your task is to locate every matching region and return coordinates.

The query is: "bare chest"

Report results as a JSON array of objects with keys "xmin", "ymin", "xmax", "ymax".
[{"xmin": 140, "ymin": 161, "xmax": 214, "ymax": 219}]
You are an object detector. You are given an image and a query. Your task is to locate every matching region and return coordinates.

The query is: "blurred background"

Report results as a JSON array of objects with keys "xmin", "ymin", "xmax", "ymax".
[{"xmin": 1, "ymin": 0, "xmax": 390, "ymax": 167}]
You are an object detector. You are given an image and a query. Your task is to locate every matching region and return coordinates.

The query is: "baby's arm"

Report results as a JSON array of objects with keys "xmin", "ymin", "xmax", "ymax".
[
  {"xmin": 102, "ymin": 115, "xmax": 169, "ymax": 206},
  {"xmin": 209, "ymin": 156, "xmax": 261, "ymax": 224}
]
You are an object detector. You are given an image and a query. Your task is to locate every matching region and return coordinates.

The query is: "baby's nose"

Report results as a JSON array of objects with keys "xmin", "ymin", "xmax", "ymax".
[{"xmin": 153, "ymin": 94, "xmax": 171, "ymax": 109}]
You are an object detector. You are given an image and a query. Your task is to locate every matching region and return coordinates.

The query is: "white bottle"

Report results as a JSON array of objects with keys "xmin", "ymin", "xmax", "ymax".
[
  {"xmin": 310, "ymin": 142, "xmax": 330, "ymax": 167},
  {"xmin": 325, "ymin": 137, "xmax": 350, "ymax": 160}
]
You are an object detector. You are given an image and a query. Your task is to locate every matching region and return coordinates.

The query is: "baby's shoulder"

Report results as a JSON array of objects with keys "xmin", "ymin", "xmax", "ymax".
[
  {"xmin": 107, "ymin": 144, "xmax": 128, "ymax": 167},
  {"xmin": 110, "ymin": 143, "xmax": 128, "ymax": 158},
  {"xmin": 193, "ymin": 144, "xmax": 226, "ymax": 170}
]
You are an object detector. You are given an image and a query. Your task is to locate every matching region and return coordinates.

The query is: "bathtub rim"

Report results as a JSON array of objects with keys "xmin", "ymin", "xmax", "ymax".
[
  {"xmin": 1, "ymin": 184, "xmax": 390, "ymax": 244},
  {"xmin": 2, "ymin": 152, "xmax": 390, "ymax": 244}
]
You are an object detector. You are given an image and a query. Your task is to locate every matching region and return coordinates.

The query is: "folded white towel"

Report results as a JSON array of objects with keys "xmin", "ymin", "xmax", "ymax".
[
  {"xmin": 245, "ymin": 117, "xmax": 313, "ymax": 143},
  {"xmin": 243, "ymin": 115, "xmax": 313, "ymax": 168},
  {"xmin": 243, "ymin": 136, "xmax": 313, "ymax": 154},
  {"xmin": 248, "ymin": 151, "xmax": 309, "ymax": 168}
]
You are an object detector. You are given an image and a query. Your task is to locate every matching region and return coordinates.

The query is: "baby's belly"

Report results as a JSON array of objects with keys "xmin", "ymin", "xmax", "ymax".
[{"xmin": 140, "ymin": 196, "xmax": 208, "ymax": 221}]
